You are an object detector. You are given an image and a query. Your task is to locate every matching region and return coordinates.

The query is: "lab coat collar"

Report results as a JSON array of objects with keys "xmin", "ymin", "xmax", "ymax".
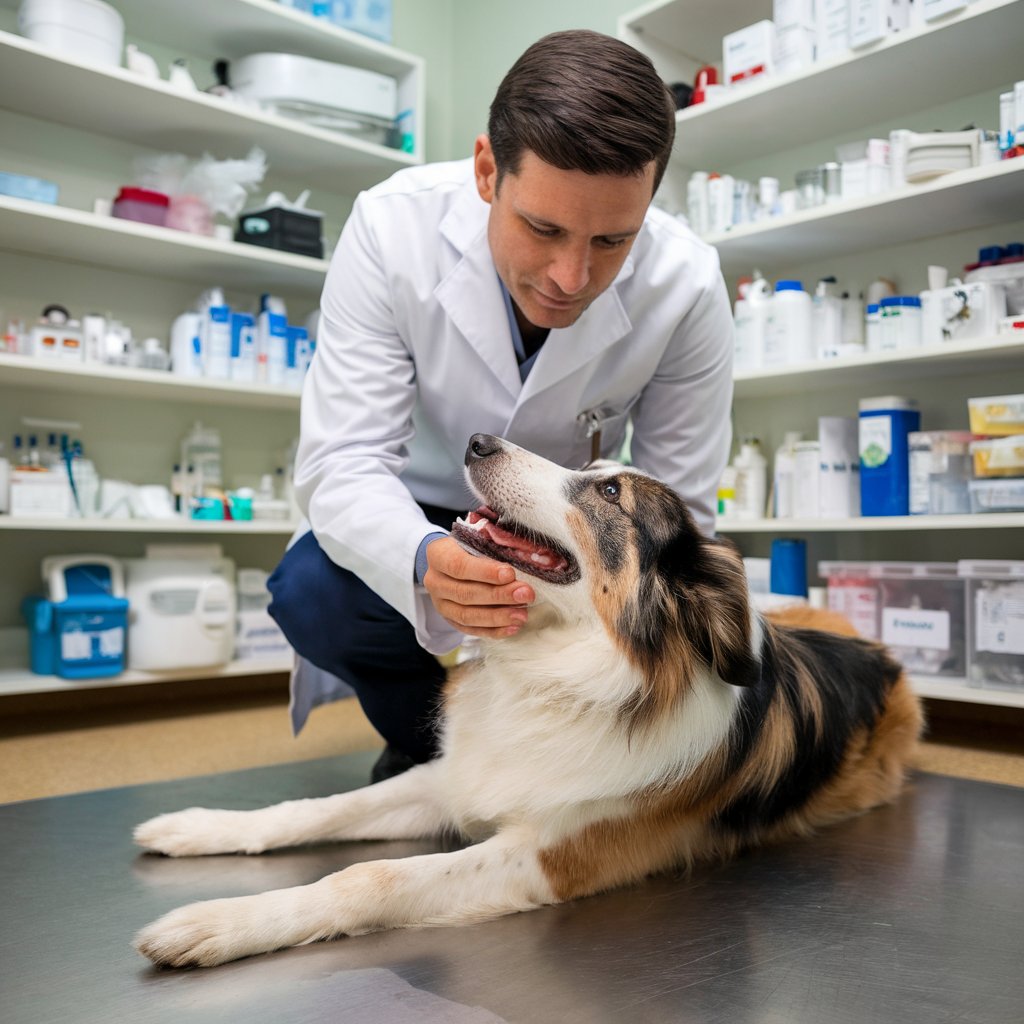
[{"xmin": 434, "ymin": 174, "xmax": 639, "ymax": 402}]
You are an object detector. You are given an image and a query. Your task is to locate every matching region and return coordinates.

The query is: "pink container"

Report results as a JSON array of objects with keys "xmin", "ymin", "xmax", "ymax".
[{"xmin": 112, "ymin": 187, "xmax": 170, "ymax": 227}]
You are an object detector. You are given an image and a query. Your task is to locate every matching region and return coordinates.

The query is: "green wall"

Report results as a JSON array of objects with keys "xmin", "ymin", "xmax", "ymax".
[{"xmin": 394, "ymin": 0, "xmax": 644, "ymax": 163}]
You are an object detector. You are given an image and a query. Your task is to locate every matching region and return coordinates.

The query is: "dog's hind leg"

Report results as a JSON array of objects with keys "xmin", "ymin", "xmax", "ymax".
[
  {"xmin": 135, "ymin": 825, "xmax": 555, "ymax": 967},
  {"xmin": 134, "ymin": 761, "xmax": 450, "ymax": 857}
]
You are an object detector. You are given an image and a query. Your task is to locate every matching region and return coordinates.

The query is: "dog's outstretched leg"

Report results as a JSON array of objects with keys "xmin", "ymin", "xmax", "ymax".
[
  {"xmin": 134, "ymin": 762, "xmax": 448, "ymax": 857},
  {"xmin": 135, "ymin": 827, "xmax": 553, "ymax": 967}
]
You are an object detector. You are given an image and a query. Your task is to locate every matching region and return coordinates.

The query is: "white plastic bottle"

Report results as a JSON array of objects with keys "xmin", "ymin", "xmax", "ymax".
[
  {"xmin": 734, "ymin": 272, "xmax": 771, "ymax": 371},
  {"xmin": 203, "ymin": 304, "xmax": 232, "ymax": 380},
  {"xmin": 733, "ymin": 438, "xmax": 768, "ymax": 520},
  {"xmin": 707, "ymin": 173, "xmax": 735, "ymax": 236},
  {"xmin": 0, "ymin": 441, "xmax": 9, "ymax": 514},
  {"xmin": 772, "ymin": 431, "xmax": 803, "ymax": 519},
  {"xmin": 686, "ymin": 171, "xmax": 709, "ymax": 237},
  {"xmin": 764, "ymin": 279, "xmax": 813, "ymax": 365}
]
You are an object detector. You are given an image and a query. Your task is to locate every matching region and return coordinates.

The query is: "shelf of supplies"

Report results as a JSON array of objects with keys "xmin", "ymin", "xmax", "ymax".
[
  {"xmin": 0, "ymin": 516, "xmax": 299, "ymax": 535},
  {"xmin": 706, "ymin": 159, "xmax": 1024, "ymax": 276},
  {"xmin": 636, "ymin": 0, "xmax": 1024, "ymax": 171},
  {"xmin": 716, "ymin": 513, "xmax": 1024, "ymax": 533},
  {"xmin": 733, "ymin": 335, "xmax": 1024, "ymax": 398},
  {"xmin": 0, "ymin": 195, "xmax": 329, "ymax": 293},
  {"xmin": 0, "ymin": 655, "xmax": 292, "ymax": 698},
  {"xmin": 0, "ymin": 30, "xmax": 420, "ymax": 192},
  {"xmin": 0, "ymin": 353, "xmax": 302, "ymax": 410},
  {"xmin": 910, "ymin": 676, "xmax": 1024, "ymax": 709}
]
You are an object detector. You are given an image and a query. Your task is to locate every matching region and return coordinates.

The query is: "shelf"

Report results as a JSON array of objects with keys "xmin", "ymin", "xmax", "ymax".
[
  {"xmin": 717, "ymin": 513, "xmax": 1024, "ymax": 533},
  {"xmin": 654, "ymin": 0, "xmax": 1024, "ymax": 171},
  {"xmin": 707, "ymin": 158, "xmax": 1024, "ymax": 276},
  {"xmin": 910, "ymin": 676, "xmax": 1024, "ymax": 709},
  {"xmin": 0, "ymin": 655, "xmax": 292, "ymax": 698},
  {"xmin": 0, "ymin": 30, "xmax": 420, "ymax": 193},
  {"xmin": 733, "ymin": 334, "xmax": 1024, "ymax": 399},
  {"xmin": 0, "ymin": 516, "xmax": 299, "ymax": 535},
  {"xmin": 0, "ymin": 195, "xmax": 328, "ymax": 293},
  {"xmin": 0, "ymin": 353, "xmax": 302, "ymax": 410}
]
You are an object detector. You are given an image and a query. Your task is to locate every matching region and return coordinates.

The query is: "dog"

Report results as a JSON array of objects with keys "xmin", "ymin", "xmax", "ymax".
[{"xmin": 134, "ymin": 433, "xmax": 923, "ymax": 967}]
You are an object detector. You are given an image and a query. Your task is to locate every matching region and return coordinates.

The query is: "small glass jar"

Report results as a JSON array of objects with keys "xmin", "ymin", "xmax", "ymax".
[{"xmin": 879, "ymin": 296, "xmax": 923, "ymax": 350}]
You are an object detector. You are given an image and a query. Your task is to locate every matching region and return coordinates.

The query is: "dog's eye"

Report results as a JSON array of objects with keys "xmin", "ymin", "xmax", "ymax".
[{"xmin": 599, "ymin": 480, "xmax": 620, "ymax": 504}]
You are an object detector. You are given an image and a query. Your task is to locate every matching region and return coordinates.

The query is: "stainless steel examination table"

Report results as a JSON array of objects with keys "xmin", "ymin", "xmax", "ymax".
[{"xmin": 2, "ymin": 752, "xmax": 1022, "ymax": 1024}]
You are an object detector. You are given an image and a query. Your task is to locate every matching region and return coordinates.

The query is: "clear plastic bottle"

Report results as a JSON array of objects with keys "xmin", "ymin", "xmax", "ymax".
[
  {"xmin": 0, "ymin": 441, "xmax": 9, "ymax": 514},
  {"xmin": 812, "ymin": 277, "xmax": 843, "ymax": 360},
  {"xmin": 686, "ymin": 171, "xmax": 709, "ymax": 237}
]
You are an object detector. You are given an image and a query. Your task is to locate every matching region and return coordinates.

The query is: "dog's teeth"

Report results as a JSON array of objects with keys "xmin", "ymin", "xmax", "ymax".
[{"xmin": 470, "ymin": 518, "xmax": 488, "ymax": 531}]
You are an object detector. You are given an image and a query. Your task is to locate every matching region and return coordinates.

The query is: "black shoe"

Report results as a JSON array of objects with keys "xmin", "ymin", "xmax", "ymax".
[{"xmin": 370, "ymin": 744, "xmax": 417, "ymax": 784}]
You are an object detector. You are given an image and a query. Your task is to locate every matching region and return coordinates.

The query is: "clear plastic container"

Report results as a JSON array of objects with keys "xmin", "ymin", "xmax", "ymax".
[
  {"xmin": 959, "ymin": 560, "xmax": 1024, "ymax": 691},
  {"xmin": 967, "ymin": 394, "xmax": 1024, "ymax": 436},
  {"xmin": 908, "ymin": 431, "xmax": 974, "ymax": 515},
  {"xmin": 968, "ymin": 478, "xmax": 1024, "ymax": 513},
  {"xmin": 969, "ymin": 435, "xmax": 1024, "ymax": 478},
  {"xmin": 818, "ymin": 560, "xmax": 966, "ymax": 676}
]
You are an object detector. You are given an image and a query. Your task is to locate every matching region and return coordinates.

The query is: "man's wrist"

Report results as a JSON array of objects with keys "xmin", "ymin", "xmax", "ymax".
[{"xmin": 414, "ymin": 531, "xmax": 448, "ymax": 584}]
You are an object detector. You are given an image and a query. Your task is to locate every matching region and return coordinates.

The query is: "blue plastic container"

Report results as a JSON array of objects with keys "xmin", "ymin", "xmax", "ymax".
[
  {"xmin": 859, "ymin": 396, "xmax": 921, "ymax": 516},
  {"xmin": 770, "ymin": 538, "xmax": 808, "ymax": 597},
  {"xmin": 22, "ymin": 557, "xmax": 129, "ymax": 679}
]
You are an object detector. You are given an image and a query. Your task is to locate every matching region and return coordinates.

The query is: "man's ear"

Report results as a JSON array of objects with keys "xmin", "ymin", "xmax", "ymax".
[{"xmin": 474, "ymin": 134, "xmax": 497, "ymax": 204}]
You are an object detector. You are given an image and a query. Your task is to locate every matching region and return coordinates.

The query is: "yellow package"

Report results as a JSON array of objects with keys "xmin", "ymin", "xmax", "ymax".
[
  {"xmin": 970, "ymin": 436, "xmax": 1024, "ymax": 478},
  {"xmin": 968, "ymin": 394, "xmax": 1024, "ymax": 436}
]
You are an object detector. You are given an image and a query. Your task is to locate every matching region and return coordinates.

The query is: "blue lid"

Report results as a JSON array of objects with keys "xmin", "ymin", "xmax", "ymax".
[
  {"xmin": 866, "ymin": 303, "xmax": 880, "ymax": 314},
  {"xmin": 879, "ymin": 296, "xmax": 921, "ymax": 308},
  {"xmin": 978, "ymin": 245, "xmax": 1005, "ymax": 263},
  {"xmin": 775, "ymin": 279, "xmax": 804, "ymax": 292},
  {"xmin": 1005, "ymin": 242, "xmax": 1024, "ymax": 258}
]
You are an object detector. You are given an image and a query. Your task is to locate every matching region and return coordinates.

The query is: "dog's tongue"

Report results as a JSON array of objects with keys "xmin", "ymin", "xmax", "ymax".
[{"xmin": 467, "ymin": 508, "xmax": 561, "ymax": 568}]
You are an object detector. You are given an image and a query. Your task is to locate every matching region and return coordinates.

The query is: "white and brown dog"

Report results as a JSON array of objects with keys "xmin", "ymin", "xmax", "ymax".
[{"xmin": 134, "ymin": 434, "xmax": 923, "ymax": 967}]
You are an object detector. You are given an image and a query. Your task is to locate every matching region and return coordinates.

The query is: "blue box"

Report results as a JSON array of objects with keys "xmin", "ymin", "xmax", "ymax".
[
  {"xmin": 0, "ymin": 171, "xmax": 59, "ymax": 204},
  {"xmin": 279, "ymin": 0, "xmax": 392, "ymax": 42},
  {"xmin": 22, "ymin": 562, "xmax": 129, "ymax": 679},
  {"xmin": 859, "ymin": 397, "xmax": 921, "ymax": 516}
]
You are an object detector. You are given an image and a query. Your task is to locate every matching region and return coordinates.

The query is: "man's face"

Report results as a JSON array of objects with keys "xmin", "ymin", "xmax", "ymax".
[{"xmin": 474, "ymin": 137, "xmax": 655, "ymax": 332}]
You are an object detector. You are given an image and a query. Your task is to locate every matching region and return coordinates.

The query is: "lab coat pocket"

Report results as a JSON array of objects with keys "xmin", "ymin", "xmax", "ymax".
[{"xmin": 572, "ymin": 403, "xmax": 635, "ymax": 465}]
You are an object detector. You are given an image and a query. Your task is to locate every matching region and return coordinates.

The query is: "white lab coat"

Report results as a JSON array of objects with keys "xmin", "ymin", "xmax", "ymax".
[{"xmin": 295, "ymin": 158, "xmax": 734, "ymax": 657}]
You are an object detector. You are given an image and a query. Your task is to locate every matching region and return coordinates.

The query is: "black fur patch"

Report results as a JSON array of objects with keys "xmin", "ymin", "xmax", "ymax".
[{"xmin": 713, "ymin": 627, "xmax": 904, "ymax": 837}]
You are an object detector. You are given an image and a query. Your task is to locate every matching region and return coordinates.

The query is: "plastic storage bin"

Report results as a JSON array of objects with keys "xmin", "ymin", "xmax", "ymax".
[
  {"xmin": 969, "ymin": 435, "xmax": 1024, "ymax": 478},
  {"xmin": 959, "ymin": 560, "xmax": 1024, "ymax": 691},
  {"xmin": 21, "ymin": 555, "xmax": 129, "ymax": 679},
  {"xmin": 909, "ymin": 431, "xmax": 974, "ymax": 514},
  {"xmin": 968, "ymin": 394, "xmax": 1024, "ymax": 436},
  {"xmin": 819, "ymin": 560, "xmax": 966, "ymax": 676},
  {"xmin": 968, "ymin": 478, "xmax": 1024, "ymax": 513},
  {"xmin": 112, "ymin": 187, "xmax": 169, "ymax": 227}
]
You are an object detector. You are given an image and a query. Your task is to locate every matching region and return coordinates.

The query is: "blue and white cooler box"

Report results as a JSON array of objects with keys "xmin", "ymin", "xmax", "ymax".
[{"xmin": 22, "ymin": 555, "xmax": 129, "ymax": 679}]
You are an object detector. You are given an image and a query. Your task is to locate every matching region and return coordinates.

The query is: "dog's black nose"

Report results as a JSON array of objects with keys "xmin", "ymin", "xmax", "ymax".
[{"xmin": 466, "ymin": 433, "xmax": 502, "ymax": 465}]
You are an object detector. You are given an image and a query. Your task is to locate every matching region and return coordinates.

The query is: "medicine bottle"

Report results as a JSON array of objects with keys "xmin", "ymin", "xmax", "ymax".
[{"xmin": 764, "ymin": 280, "xmax": 813, "ymax": 365}]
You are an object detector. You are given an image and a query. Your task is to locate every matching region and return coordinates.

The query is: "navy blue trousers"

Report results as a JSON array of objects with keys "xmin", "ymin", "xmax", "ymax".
[{"xmin": 267, "ymin": 503, "xmax": 461, "ymax": 764}]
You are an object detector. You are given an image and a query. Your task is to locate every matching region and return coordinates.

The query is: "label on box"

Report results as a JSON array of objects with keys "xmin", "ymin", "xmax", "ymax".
[
  {"xmin": 860, "ymin": 415, "xmax": 892, "ymax": 468},
  {"xmin": 975, "ymin": 591, "xmax": 1024, "ymax": 655},
  {"xmin": 882, "ymin": 607, "xmax": 950, "ymax": 649}
]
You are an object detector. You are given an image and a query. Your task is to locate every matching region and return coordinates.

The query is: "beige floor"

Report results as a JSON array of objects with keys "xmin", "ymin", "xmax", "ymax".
[{"xmin": 1, "ymin": 682, "xmax": 1023, "ymax": 804}]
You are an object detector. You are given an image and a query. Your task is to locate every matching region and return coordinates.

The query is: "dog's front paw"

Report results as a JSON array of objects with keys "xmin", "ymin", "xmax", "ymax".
[
  {"xmin": 135, "ymin": 897, "xmax": 270, "ymax": 967},
  {"xmin": 134, "ymin": 807, "xmax": 266, "ymax": 857}
]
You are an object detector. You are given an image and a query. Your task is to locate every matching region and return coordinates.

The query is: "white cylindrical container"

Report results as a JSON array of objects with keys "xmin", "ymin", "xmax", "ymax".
[
  {"xmin": 773, "ymin": 431, "xmax": 803, "ymax": 519},
  {"xmin": 170, "ymin": 312, "xmax": 203, "ymax": 378},
  {"xmin": 758, "ymin": 176, "xmax": 780, "ymax": 219},
  {"xmin": 686, "ymin": 171, "xmax": 709, "ymax": 237},
  {"xmin": 733, "ymin": 438, "xmax": 768, "ymax": 520},
  {"xmin": 794, "ymin": 440, "xmax": 821, "ymax": 518},
  {"xmin": 839, "ymin": 292, "xmax": 865, "ymax": 354},
  {"xmin": 818, "ymin": 416, "xmax": 860, "ymax": 518},
  {"xmin": 733, "ymin": 275, "xmax": 770, "ymax": 370},
  {"xmin": 764, "ymin": 280, "xmax": 813, "ymax": 365},
  {"xmin": 879, "ymin": 296, "xmax": 923, "ymax": 350},
  {"xmin": 707, "ymin": 174, "xmax": 735, "ymax": 235},
  {"xmin": 18, "ymin": 0, "xmax": 125, "ymax": 67},
  {"xmin": 203, "ymin": 304, "xmax": 231, "ymax": 380},
  {"xmin": 0, "ymin": 445, "xmax": 9, "ymax": 514}
]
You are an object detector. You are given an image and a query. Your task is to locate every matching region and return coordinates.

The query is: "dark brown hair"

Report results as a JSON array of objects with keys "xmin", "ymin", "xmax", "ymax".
[{"xmin": 488, "ymin": 30, "xmax": 676, "ymax": 194}]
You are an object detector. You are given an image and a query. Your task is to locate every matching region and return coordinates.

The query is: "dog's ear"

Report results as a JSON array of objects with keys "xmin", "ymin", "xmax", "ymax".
[{"xmin": 666, "ymin": 533, "xmax": 760, "ymax": 689}]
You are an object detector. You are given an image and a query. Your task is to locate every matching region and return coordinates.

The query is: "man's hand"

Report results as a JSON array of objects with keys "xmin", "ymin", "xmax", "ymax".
[{"xmin": 423, "ymin": 536, "xmax": 535, "ymax": 638}]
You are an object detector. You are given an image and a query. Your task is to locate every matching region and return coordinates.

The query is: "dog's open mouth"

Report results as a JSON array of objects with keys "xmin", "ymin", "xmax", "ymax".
[{"xmin": 451, "ymin": 506, "xmax": 580, "ymax": 584}]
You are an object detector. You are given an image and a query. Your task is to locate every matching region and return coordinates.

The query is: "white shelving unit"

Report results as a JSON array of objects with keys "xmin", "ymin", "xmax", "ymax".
[
  {"xmin": 0, "ymin": 4, "xmax": 427, "ymax": 696},
  {"xmin": 0, "ymin": 352, "xmax": 302, "ymax": 410},
  {"xmin": 622, "ymin": 0, "xmax": 1023, "ymax": 173},
  {"xmin": 0, "ymin": 29, "xmax": 421, "ymax": 194},
  {"xmin": 0, "ymin": 194, "xmax": 329, "ymax": 294},
  {"xmin": 622, "ymin": 0, "xmax": 1024, "ymax": 711},
  {"xmin": 709, "ymin": 160, "xmax": 1024, "ymax": 277}
]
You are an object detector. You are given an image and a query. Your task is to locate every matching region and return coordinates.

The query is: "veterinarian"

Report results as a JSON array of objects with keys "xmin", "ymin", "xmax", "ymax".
[{"xmin": 268, "ymin": 29, "xmax": 734, "ymax": 781}]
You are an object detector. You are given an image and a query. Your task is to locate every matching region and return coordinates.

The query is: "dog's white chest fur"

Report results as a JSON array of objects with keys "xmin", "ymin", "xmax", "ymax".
[{"xmin": 436, "ymin": 628, "xmax": 740, "ymax": 839}]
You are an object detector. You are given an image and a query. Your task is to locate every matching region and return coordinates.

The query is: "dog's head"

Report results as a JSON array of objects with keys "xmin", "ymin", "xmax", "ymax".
[{"xmin": 452, "ymin": 435, "xmax": 759, "ymax": 724}]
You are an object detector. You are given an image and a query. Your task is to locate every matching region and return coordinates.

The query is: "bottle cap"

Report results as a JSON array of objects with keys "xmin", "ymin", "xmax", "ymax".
[{"xmin": 775, "ymin": 280, "xmax": 804, "ymax": 292}]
